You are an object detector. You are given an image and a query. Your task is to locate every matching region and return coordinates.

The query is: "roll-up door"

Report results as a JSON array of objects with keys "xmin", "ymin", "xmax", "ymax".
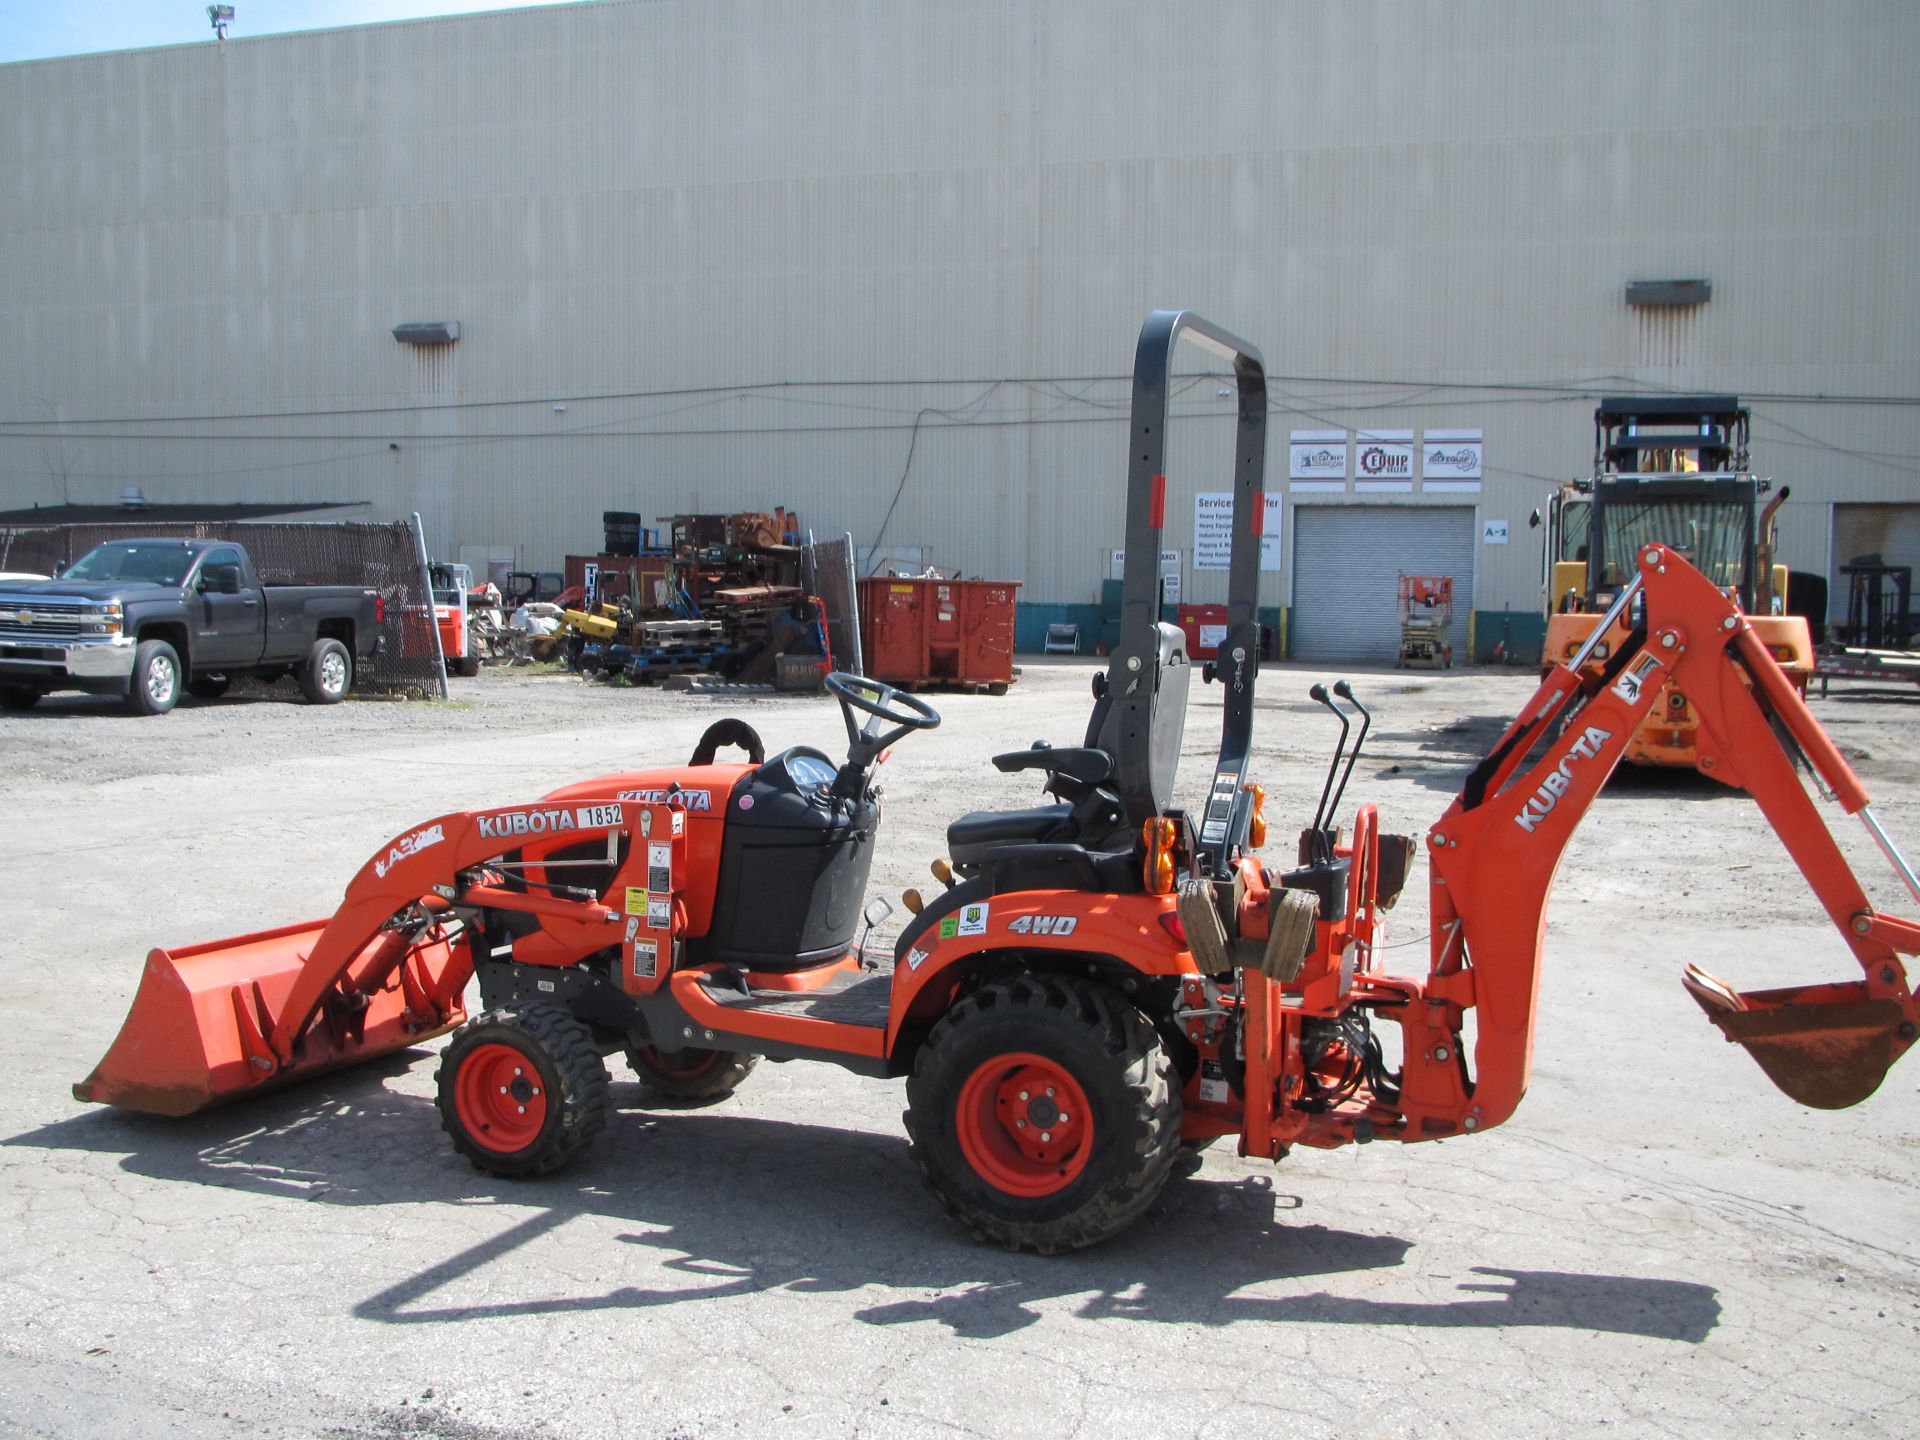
[{"xmin": 1290, "ymin": 506, "xmax": 1476, "ymax": 662}]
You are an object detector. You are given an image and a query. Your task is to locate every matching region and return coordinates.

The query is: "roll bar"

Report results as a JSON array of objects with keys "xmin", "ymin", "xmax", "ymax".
[{"xmin": 1105, "ymin": 310, "xmax": 1269, "ymax": 872}]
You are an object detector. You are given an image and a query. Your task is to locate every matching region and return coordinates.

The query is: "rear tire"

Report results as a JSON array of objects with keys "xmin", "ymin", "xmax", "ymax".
[
  {"xmin": 625, "ymin": 1043, "xmax": 759, "ymax": 1102},
  {"xmin": 299, "ymin": 637, "xmax": 352, "ymax": 704},
  {"xmin": 0, "ymin": 686, "xmax": 41, "ymax": 711},
  {"xmin": 124, "ymin": 639, "xmax": 181, "ymax": 715},
  {"xmin": 905, "ymin": 974, "xmax": 1181, "ymax": 1254},
  {"xmin": 186, "ymin": 673, "xmax": 232, "ymax": 700},
  {"xmin": 436, "ymin": 1006, "xmax": 609, "ymax": 1178}
]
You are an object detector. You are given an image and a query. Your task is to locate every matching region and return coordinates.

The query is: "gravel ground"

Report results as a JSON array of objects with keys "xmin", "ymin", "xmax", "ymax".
[{"xmin": 1, "ymin": 658, "xmax": 1916, "ymax": 1439}]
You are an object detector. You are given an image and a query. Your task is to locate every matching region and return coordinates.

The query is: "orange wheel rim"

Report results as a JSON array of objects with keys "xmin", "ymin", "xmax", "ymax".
[
  {"xmin": 453, "ymin": 1042, "xmax": 548, "ymax": 1151},
  {"xmin": 954, "ymin": 1052, "xmax": 1093, "ymax": 1198}
]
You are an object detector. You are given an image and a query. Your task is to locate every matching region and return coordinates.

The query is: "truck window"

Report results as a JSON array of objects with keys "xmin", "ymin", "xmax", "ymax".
[{"xmin": 65, "ymin": 542, "xmax": 196, "ymax": 586}]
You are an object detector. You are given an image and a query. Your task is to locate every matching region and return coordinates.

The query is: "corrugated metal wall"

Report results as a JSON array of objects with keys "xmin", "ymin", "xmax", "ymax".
[{"xmin": 1, "ymin": 0, "xmax": 1915, "ymax": 620}]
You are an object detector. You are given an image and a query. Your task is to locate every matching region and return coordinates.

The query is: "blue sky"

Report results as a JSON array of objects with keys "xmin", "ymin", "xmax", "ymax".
[{"xmin": 0, "ymin": 2, "xmax": 581, "ymax": 63}]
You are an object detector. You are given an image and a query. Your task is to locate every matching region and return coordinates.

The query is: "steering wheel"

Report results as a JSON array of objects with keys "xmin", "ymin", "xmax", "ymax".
[{"xmin": 825, "ymin": 671, "xmax": 941, "ymax": 767}]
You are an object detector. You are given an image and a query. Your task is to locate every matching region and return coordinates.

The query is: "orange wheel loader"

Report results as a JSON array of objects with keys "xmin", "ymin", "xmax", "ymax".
[{"xmin": 74, "ymin": 313, "xmax": 1919, "ymax": 1253}]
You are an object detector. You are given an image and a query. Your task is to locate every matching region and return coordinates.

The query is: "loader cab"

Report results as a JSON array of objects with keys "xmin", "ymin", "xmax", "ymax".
[{"xmin": 1586, "ymin": 397, "xmax": 1761, "ymax": 611}]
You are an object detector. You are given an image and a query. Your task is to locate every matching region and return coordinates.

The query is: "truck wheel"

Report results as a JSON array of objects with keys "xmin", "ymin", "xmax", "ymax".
[
  {"xmin": 436, "ymin": 1006, "xmax": 609, "ymax": 1178},
  {"xmin": 0, "ymin": 686, "xmax": 41, "ymax": 711},
  {"xmin": 124, "ymin": 640, "xmax": 182, "ymax": 715},
  {"xmin": 625, "ymin": 1043, "xmax": 758, "ymax": 1102},
  {"xmin": 299, "ymin": 638, "xmax": 352, "ymax": 704},
  {"xmin": 454, "ymin": 655, "xmax": 482, "ymax": 678},
  {"xmin": 186, "ymin": 673, "xmax": 232, "ymax": 700},
  {"xmin": 905, "ymin": 974, "xmax": 1182, "ymax": 1254}
]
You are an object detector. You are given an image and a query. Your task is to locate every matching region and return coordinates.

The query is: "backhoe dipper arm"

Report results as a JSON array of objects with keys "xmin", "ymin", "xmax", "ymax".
[{"xmin": 1406, "ymin": 544, "xmax": 1917, "ymax": 1138}]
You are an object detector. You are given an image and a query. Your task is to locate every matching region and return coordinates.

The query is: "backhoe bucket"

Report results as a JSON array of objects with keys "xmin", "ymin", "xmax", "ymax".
[
  {"xmin": 1683, "ymin": 965, "xmax": 1905, "ymax": 1110},
  {"xmin": 74, "ymin": 920, "xmax": 468, "ymax": 1117}
]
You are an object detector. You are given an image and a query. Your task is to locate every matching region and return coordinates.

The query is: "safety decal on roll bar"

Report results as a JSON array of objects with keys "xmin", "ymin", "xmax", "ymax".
[
  {"xmin": 1200, "ymin": 769, "xmax": 1238, "ymax": 844},
  {"xmin": 625, "ymin": 886, "xmax": 648, "ymax": 917},
  {"xmin": 647, "ymin": 841, "xmax": 672, "ymax": 893}
]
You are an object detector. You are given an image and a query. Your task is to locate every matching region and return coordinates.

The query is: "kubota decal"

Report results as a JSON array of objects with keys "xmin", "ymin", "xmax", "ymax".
[
  {"xmin": 616, "ymin": 788, "xmax": 712, "ymax": 812},
  {"xmin": 476, "ymin": 804, "xmax": 622, "ymax": 841},
  {"xmin": 1514, "ymin": 726, "xmax": 1613, "ymax": 833},
  {"xmin": 374, "ymin": 822, "xmax": 444, "ymax": 878},
  {"xmin": 1007, "ymin": 914, "xmax": 1079, "ymax": 937}
]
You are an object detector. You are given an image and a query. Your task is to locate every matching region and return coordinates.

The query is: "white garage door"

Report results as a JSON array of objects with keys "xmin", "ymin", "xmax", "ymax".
[{"xmin": 1291, "ymin": 506, "xmax": 1476, "ymax": 662}]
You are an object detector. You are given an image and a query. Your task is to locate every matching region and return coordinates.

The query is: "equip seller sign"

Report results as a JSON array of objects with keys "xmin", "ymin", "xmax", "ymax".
[{"xmin": 1355, "ymin": 439, "xmax": 1415, "ymax": 480}]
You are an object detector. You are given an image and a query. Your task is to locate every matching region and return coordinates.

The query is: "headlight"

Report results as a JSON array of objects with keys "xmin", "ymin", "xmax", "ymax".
[{"xmin": 81, "ymin": 602, "xmax": 123, "ymax": 636}]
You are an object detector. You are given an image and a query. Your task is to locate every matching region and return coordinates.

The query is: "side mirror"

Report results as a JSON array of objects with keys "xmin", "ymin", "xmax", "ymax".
[
  {"xmin": 1528, "ymin": 510, "xmax": 1542, "ymax": 530},
  {"xmin": 200, "ymin": 563, "xmax": 242, "ymax": 594},
  {"xmin": 53, "ymin": 561, "xmax": 68, "ymax": 577}
]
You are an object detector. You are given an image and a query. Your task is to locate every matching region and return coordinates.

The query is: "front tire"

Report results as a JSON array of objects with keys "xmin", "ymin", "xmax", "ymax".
[
  {"xmin": 124, "ymin": 640, "xmax": 182, "ymax": 716},
  {"xmin": 299, "ymin": 637, "xmax": 352, "ymax": 704},
  {"xmin": 0, "ymin": 686, "xmax": 41, "ymax": 711},
  {"xmin": 435, "ymin": 1007, "xmax": 609, "ymax": 1178},
  {"xmin": 625, "ymin": 1043, "xmax": 758, "ymax": 1102},
  {"xmin": 905, "ymin": 974, "xmax": 1182, "ymax": 1254}
]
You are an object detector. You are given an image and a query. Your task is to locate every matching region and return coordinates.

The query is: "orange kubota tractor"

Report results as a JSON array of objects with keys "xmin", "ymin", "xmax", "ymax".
[{"xmin": 75, "ymin": 314, "xmax": 1919, "ymax": 1253}]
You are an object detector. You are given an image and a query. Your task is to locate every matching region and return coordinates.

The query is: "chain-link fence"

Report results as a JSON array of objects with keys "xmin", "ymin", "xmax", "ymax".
[
  {"xmin": 0, "ymin": 519, "xmax": 444, "ymax": 697},
  {"xmin": 806, "ymin": 532, "xmax": 863, "ymax": 675}
]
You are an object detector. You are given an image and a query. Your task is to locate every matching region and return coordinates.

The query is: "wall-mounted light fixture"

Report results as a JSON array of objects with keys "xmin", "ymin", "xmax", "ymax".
[
  {"xmin": 1626, "ymin": 279, "xmax": 1711, "ymax": 308},
  {"xmin": 392, "ymin": 321, "xmax": 461, "ymax": 345}
]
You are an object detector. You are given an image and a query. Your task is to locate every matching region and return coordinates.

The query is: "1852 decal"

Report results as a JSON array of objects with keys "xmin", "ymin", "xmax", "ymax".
[{"xmin": 1007, "ymin": 914, "xmax": 1079, "ymax": 937}]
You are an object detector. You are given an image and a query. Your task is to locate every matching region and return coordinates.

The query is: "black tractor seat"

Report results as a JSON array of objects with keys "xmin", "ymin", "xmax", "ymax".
[{"xmin": 946, "ymin": 804, "xmax": 1077, "ymax": 867}]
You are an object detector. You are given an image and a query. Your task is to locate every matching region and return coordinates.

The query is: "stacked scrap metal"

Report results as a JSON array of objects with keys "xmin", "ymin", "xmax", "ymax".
[{"xmin": 558, "ymin": 511, "xmax": 841, "ymax": 691}]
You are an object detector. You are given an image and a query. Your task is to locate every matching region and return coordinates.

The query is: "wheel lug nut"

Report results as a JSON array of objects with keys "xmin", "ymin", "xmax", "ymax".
[
  {"xmin": 1058, "ymin": 1113, "xmax": 1070, "ymax": 1123},
  {"xmin": 1016, "ymin": 1119, "xmax": 1027, "ymax": 1128},
  {"xmin": 1041, "ymin": 1131, "xmax": 1052, "ymax": 1142},
  {"xmin": 516, "ymin": 1105, "xmax": 525, "ymax": 1114},
  {"xmin": 1045, "ymin": 1088, "xmax": 1055, "ymax": 1098},
  {"xmin": 1018, "ymin": 1090, "xmax": 1029, "ymax": 1101}
]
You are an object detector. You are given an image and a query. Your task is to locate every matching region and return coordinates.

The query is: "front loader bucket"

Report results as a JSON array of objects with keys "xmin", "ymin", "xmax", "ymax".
[
  {"xmin": 74, "ymin": 920, "xmax": 468, "ymax": 1117},
  {"xmin": 1683, "ymin": 965, "xmax": 1905, "ymax": 1110}
]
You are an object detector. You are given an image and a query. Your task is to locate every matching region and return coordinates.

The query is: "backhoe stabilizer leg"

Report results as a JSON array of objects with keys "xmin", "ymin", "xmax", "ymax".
[{"xmin": 1682, "ymin": 964, "xmax": 1915, "ymax": 1109}]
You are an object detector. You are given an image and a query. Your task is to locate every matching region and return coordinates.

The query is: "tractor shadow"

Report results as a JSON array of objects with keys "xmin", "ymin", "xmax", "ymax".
[{"xmin": 15, "ymin": 1062, "xmax": 1719, "ymax": 1344}]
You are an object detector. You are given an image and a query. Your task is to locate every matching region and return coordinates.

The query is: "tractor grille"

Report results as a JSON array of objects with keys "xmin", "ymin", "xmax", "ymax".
[{"xmin": 0, "ymin": 596, "xmax": 85, "ymax": 642}]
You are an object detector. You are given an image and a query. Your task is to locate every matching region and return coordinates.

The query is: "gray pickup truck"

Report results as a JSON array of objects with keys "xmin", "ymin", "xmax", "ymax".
[{"xmin": 0, "ymin": 538, "xmax": 382, "ymax": 716}]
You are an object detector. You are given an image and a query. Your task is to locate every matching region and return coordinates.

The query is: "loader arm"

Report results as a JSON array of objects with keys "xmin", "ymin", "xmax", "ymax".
[
  {"xmin": 1406, "ymin": 543, "xmax": 1918, "ymax": 1135},
  {"xmin": 75, "ymin": 799, "xmax": 662, "ymax": 1116}
]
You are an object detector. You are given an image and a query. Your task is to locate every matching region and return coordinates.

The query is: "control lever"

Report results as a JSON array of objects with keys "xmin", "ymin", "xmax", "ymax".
[
  {"xmin": 1325, "ymin": 680, "xmax": 1373, "ymax": 828},
  {"xmin": 1307, "ymin": 683, "xmax": 1351, "ymax": 862}
]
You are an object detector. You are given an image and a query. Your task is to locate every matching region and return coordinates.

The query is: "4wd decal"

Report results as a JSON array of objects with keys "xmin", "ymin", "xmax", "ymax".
[
  {"xmin": 616, "ymin": 788, "xmax": 712, "ymax": 813},
  {"xmin": 373, "ymin": 823, "xmax": 444, "ymax": 879},
  {"xmin": 938, "ymin": 902, "xmax": 990, "ymax": 940},
  {"xmin": 476, "ymin": 804, "xmax": 622, "ymax": 841},
  {"xmin": 1514, "ymin": 726, "xmax": 1613, "ymax": 834},
  {"xmin": 1007, "ymin": 914, "xmax": 1079, "ymax": 937}
]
